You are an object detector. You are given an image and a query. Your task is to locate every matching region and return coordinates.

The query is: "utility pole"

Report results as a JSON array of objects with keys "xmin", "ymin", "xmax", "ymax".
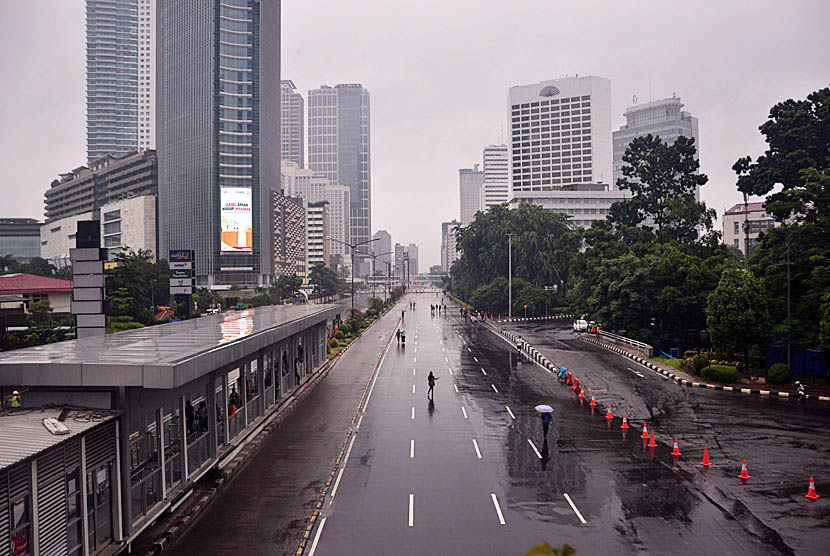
[
  {"xmin": 326, "ymin": 236, "xmax": 379, "ymax": 316},
  {"xmin": 506, "ymin": 233, "xmax": 515, "ymax": 318}
]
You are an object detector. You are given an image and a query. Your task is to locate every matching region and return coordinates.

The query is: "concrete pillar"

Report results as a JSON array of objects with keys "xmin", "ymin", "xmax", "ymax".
[
  {"xmin": 207, "ymin": 377, "xmax": 219, "ymax": 459},
  {"xmin": 257, "ymin": 351, "xmax": 265, "ymax": 416}
]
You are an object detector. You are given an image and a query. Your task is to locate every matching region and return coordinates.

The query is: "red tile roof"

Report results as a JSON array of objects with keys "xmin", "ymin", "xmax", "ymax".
[
  {"xmin": 725, "ymin": 202, "xmax": 767, "ymax": 215},
  {"xmin": 0, "ymin": 274, "xmax": 73, "ymax": 295}
]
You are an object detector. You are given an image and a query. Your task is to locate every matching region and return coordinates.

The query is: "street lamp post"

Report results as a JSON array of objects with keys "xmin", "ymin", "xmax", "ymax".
[
  {"xmin": 326, "ymin": 236, "xmax": 379, "ymax": 315},
  {"xmin": 506, "ymin": 233, "xmax": 516, "ymax": 319},
  {"xmin": 356, "ymin": 250, "xmax": 394, "ymax": 303}
]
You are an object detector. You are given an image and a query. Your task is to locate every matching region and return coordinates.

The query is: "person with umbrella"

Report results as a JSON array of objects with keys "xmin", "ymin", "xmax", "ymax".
[{"xmin": 536, "ymin": 404, "xmax": 553, "ymax": 436}]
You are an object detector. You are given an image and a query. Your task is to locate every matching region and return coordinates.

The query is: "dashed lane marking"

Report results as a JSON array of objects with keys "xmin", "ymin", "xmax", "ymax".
[
  {"xmin": 627, "ymin": 367, "xmax": 645, "ymax": 378},
  {"xmin": 448, "ymin": 367, "xmax": 454, "ymax": 376},
  {"xmin": 472, "ymin": 438, "xmax": 483, "ymax": 459},
  {"xmin": 473, "ymin": 356, "xmax": 478, "ymax": 362},
  {"xmin": 491, "ymin": 493, "xmax": 506, "ymax": 525},
  {"xmin": 454, "ymin": 384, "xmax": 459, "ymax": 393},
  {"xmin": 563, "ymin": 493, "xmax": 587, "ymax": 524},
  {"xmin": 461, "ymin": 406, "xmax": 468, "ymax": 419},
  {"xmin": 356, "ymin": 415, "xmax": 363, "ymax": 430},
  {"xmin": 409, "ymin": 494, "xmax": 414, "ymax": 527},
  {"xmin": 527, "ymin": 438, "xmax": 542, "ymax": 459},
  {"xmin": 481, "ymin": 368, "xmax": 487, "ymax": 376},
  {"xmin": 505, "ymin": 406, "xmax": 515, "ymax": 419},
  {"xmin": 410, "ymin": 439, "xmax": 415, "ymax": 458},
  {"xmin": 413, "ymin": 368, "xmax": 416, "ymax": 375},
  {"xmin": 412, "ymin": 384, "xmax": 415, "ymax": 394},
  {"xmin": 491, "ymin": 384, "xmax": 499, "ymax": 393},
  {"xmin": 411, "ymin": 407, "xmax": 415, "ymax": 420}
]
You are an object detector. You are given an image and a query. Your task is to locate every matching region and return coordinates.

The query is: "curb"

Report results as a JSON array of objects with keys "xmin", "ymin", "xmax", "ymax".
[
  {"xmin": 496, "ymin": 314, "xmax": 571, "ymax": 323},
  {"xmin": 580, "ymin": 335, "xmax": 830, "ymax": 402}
]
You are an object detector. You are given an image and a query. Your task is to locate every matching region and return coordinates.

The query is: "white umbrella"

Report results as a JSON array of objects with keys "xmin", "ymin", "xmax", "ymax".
[{"xmin": 535, "ymin": 404, "xmax": 553, "ymax": 413}]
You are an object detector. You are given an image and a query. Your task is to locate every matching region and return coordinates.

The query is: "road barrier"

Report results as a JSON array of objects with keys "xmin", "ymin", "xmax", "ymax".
[
  {"xmin": 597, "ymin": 330, "xmax": 653, "ymax": 358},
  {"xmin": 497, "ymin": 314, "xmax": 571, "ymax": 323}
]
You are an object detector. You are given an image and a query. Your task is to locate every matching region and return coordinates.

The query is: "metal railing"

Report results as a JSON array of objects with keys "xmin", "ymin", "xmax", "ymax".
[
  {"xmin": 597, "ymin": 330, "xmax": 653, "ymax": 358},
  {"xmin": 187, "ymin": 433, "xmax": 211, "ymax": 474},
  {"xmin": 130, "ymin": 467, "xmax": 162, "ymax": 523}
]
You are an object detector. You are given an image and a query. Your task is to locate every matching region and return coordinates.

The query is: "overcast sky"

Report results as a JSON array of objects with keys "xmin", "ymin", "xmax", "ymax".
[{"xmin": 1, "ymin": 1, "xmax": 828, "ymax": 268}]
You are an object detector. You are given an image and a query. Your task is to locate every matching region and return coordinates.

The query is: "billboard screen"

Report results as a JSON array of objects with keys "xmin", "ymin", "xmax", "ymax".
[{"xmin": 220, "ymin": 187, "xmax": 253, "ymax": 252}]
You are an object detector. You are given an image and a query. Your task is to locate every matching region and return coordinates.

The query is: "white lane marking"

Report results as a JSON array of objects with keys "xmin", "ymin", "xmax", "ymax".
[
  {"xmin": 413, "ymin": 368, "xmax": 416, "ymax": 375},
  {"xmin": 527, "ymin": 438, "xmax": 542, "ymax": 459},
  {"xmin": 412, "ymin": 384, "xmax": 415, "ymax": 394},
  {"xmin": 448, "ymin": 368, "xmax": 454, "ymax": 376},
  {"xmin": 445, "ymin": 356, "xmax": 449, "ymax": 362},
  {"xmin": 411, "ymin": 406, "xmax": 415, "ymax": 420},
  {"xmin": 356, "ymin": 415, "xmax": 364, "ymax": 430},
  {"xmin": 410, "ymin": 439, "xmax": 415, "ymax": 458},
  {"xmin": 414, "ymin": 357, "xmax": 417, "ymax": 363},
  {"xmin": 363, "ymin": 338, "xmax": 393, "ymax": 412},
  {"xmin": 467, "ymin": 347, "xmax": 472, "ymax": 353},
  {"xmin": 414, "ymin": 348, "xmax": 417, "ymax": 353},
  {"xmin": 307, "ymin": 516, "xmax": 327, "ymax": 556},
  {"xmin": 491, "ymin": 384, "xmax": 499, "ymax": 393},
  {"xmin": 329, "ymin": 434, "xmax": 357, "ymax": 503},
  {"xmin": 442, "ymin": 347, "xmax": 445, "ymax": 353},
  {"xmin": 481, "ymin": 368, "xmax": 487, "ymax": 376},
  {"xmin": 627, "ymin": 367, "xmax": 644, "ymax": 378},
  {"xmin": 472, "ymin": 438, "xmax": 483, "ymax": 459},
  {"xmin": 473, "ymin": 356, "xmax": 479, "ymax": 362},
  {"xmin": 453, "ymin": 384, "xmax": 459, "ymax": 393},
  {"xmin": 461, "ymin": 406, "xmax": 468, "ymax": 419},
  {"xmin": 505, "ymin": 406, "xmax": 516, "ymax": 419},
  {"xmin": 563, "ymin": 493, "xmax": 587, "ymax": 524},
  {"xmin": 491, "ymin": 493, "xmax": 506, "ymax": 525},
  {"xmin": 409, "ymin": 494, "xmax": 414, "ymax": 527}
]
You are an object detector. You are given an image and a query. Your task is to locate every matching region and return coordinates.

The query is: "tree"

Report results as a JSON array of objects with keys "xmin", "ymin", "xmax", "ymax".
[
  {"xmin": 19, "ymin": 257, "xmax": 57, "ymax": 278},
  {"xmin": 28, "ymin": 300, "xmax": 53, "ymax": 327},
  {"xmin": 308, "ymin": 264, "xmax": 345, "ymax": 297},
  {"xmin": 0, "ymin": 255, "xmax": 19, "ymax": 274},
  {"xmin": 271, "ymin": 274, "xmax": 303, "ymax": 302},
  {"xmin": 706, "ymin": 269, "xmax": 769, "ymax": 369},
  {"xmin": 614, "ymin": 134, "xmax": 713, "ymax": 243},
  {"xmin": 820, "ymin": 293, "xmax": 830, "ymax": 352},
  {"xmin": 106, "ymin": 249, "xmax": 170, "ymax": 325}
]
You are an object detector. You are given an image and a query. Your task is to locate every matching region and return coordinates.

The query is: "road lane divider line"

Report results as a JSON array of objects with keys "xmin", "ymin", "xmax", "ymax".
[
  {"xmin": 481, "ymin": 368, "xmax": 487, "ymax": 376},
  {"xmin": 410, "ymin": 439, "xmax": 415, "ymax": 458},
  {"xmin": 490, "ymin": 493, "xmax": 506, "ymax": 525},
  {"xmin": 413, "ymin": 368, "xmax": 416, "ymax": 375},
  {"xmin": 472, "ymin": 438, "xmax": 483, "ymax": 459},
  {"xmin": 412, "ymin": 384, "xmax": 415, "ymax": 394},
  {"xmin": 461, "ymin": 406, "xmax": 468, "ymax": 419},
  {"xmin": 467, "ymin": 347, "xmax": 472, "ymax": 352},
  {"xmin": 563, "ymin": 493, "xmax": 587, "ymax": 524},
  {"xmin": 307, "ymin": 516, "xmax": 327, "ymax": 556},
  {"xmin": 329, "ymin": 434, "xmax": 357, "ymax": 503},
  {"xmin": 453, "ymin": 384, "xmax": 459, "ymax": 393},
  {"xmin": 448, "ymin": 367, "xmax": 454, "ymax": 376},
  {"xmin": 445, "ymin": 356, "xmax": 449, "ymax": 362},
  {"xmin": 409, "ymin": 494, "xmax": 414, "ymax": 527},
  {"xmin": 414, "ymin": 356, "xmax": 417, "ymax": 363},
  {"xmin": 491, "ymin": 384, "xmax": 499, "ymax": 393},
  {"xmin": 627, "ymin": 367, "xmax": 644, "ymax": 378},
  {"xmin": 356, "ymin": 415, "xmax": 364, "ymax": 430},
  {"xmin": 505, "ymin": 406, "xmax": 516, "ymax": 419},
  {"xmin": 411, "ymin": 406, "xmax": 415, "ymax": 420},
  {"xmin": 527, "ymin": 438, "xmax": 542, "ymax": 459},
  {"xmin": 362, "ymin": 331, "xmax": 394, "ymax": 413},
  {"xmin": 473, "ymin": 356, "xmax": 478, "ymax": 362}
]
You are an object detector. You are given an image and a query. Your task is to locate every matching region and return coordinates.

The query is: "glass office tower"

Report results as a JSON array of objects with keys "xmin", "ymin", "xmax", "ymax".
[{"xmin": 159, "ymin": 0, "xmax": 280, "ymax": 286}]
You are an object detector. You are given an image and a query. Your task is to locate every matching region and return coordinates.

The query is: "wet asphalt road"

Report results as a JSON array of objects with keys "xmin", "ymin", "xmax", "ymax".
[{"xmin": 309, "ymin": 300, "xmax": 829, "ymax": 555}]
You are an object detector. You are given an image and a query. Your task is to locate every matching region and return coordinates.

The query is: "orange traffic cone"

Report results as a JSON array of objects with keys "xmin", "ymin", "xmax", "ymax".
[
  {"xmin": 806, "ymin": 477, "xmax": 820, "ymax": 500},
  {"xmin": 606, "ymin": 407, "xmax": 613, "ymax": 421},
  {"xmin": 579, "ymin": 387, "xmax": 585, "ymax": 399},
  {"xmin": 671, "ymin": 438, "xmax": 681, "ymax": 456},
  {"xmin": 621, "ymin": 414, "xmax": 629, "ymax": 430},
  {"xmin": 589, "ymin": 394, "xmax": 597, "ymax": 408},
  {"xmin": 701, "ymin": 448, "xmax": 711, "ymax": 466},
  {"xmin": 648, "ymin": 431, "xmax": 657, "ymax": 448},
  {"xmin": 738, "ymin": 459, "xmax": 751, "ymax": 479},
  {"xmin": 641, "ymin": 423, "xmax": 649, "ymax": 440}
]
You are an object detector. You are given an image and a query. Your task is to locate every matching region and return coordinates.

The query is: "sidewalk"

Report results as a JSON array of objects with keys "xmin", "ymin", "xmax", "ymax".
[{"xmin": 580, "ymin": 334, "xmax": 830, "ymax": 402}]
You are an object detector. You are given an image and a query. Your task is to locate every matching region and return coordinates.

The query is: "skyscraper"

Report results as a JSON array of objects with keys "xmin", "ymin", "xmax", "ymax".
[
  {"xmin": 158, "ymin": 0, "xmax": 280, "ymax": 286},
  {"xmin": 87, "ymin": 0, "xmax": 156, "ymax": 162},
  {"xmin": 308, "ymin": 84, "xmax": 371, "ymax": 274},
  {"xmin": 459, "ymin": 164, "xmax": 484, "ymax": 225},
  {"xmin": 508, "ymin": 76, "xmax": 612, "ymax": 194},
  {"xmin": 372, "ymin": 230, "xmax": 392, "ymax": 275},
  {"xmin": 612, "ymin": 96, "xmax": 699, "ymax": 192},
  {"xmin": 281, "ymin": 80, "xmax": 304, "ymax": 167},
  {"xmin": 441, "ymin": 220, "xmax": 461, "ymax": 272},
  {"xmin": 480, "ymin": 144, "xmax": 509, "ymax": 211}
]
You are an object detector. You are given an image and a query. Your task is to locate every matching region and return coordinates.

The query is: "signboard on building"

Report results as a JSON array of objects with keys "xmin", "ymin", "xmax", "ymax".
[
  {"xmin": 220, "ymin": 188, "xmax": 253, "ymax": 252},
  {"xmin": 169, "ymin": 250, "xmax": 195, "ymax": 309}
]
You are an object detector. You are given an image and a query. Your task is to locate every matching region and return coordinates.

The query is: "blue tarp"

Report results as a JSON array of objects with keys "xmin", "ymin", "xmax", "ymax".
[{"xmin": 766, "ymin": 342, "xmax": 827, "ymax": 378}]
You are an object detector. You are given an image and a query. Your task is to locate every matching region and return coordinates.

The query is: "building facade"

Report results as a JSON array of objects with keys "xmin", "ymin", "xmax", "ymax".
[
  {"xmin": 508, "ymin": 184, "xmax": 627, "ymax": 228},
  {"xmin": 271, "ymin": 190, "xmax": 306, "ymax": 278},
  {"xmin": 372, "ymin": 230, "xmax": 392, "ymax": 275},
  {"xmin": 281, "ymin": 161, "xmax": 350, "ymax": 271},
  {"xmin": 158, "ymin": 0, "xmax": 280, "ymax": 287},
  {"xmin": 307, "ymin": 84, "xmax": 371, "ymax": 274},
  {"xmin": 441, "ymin": 220, "xmax": 461, "ymax": 273},
  {"xmin": 0, "ymin": 273, "xmax": 73, "ymax": 313},
  {"xmin": 100, "ymin": 194, "xmax": 158, "ymax": 259},
  {"xmin": 459, "ymin": 164, "xmax": 484, "ymax": 225},
  {"xmin": 722, "ymin": 202, "xmax": 779, "ymax": 256},
  {"xmin": 613, "ymin": 96, "xmax": 699, "ymax": 192},
  {"xmin": 305, "ymin": 201, "xmax": 330, "ymax": 270},
  {"xmin": 86, "ymin": 0, "xmax": 156, "ymax": 162},
  {"xmin": 481, "ymin": 145, "xmax": 509, "ymax": 211},
  {"xmin": 508, "ymin": 76, "xmax": 612, "ymax": 194},
  {"xmin": 0, "ymin": 219, "xmax": 41, "ymax": 263},
  {"xmin": 407, "ymin": 243, "xmax": 419, "ymax": 276},
  {"xmin": 281, "ymin": 80, "xmax": 304, "ymax": 167}
]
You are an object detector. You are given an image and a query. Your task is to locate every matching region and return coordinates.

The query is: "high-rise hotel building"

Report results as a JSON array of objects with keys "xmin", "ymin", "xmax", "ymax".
[
  {"xmin": 480, "ymin": 144, "xmax": 509, "ymax": 211},
  {"xmin": 281, "ymin": 79, "xmax": 304, "ymax": 167},
  {"xmin": 508, "ymin": 76, "xmax": 612, "ymax": 194},
  {"xmin": 308, "ymin": 84, "xmax": 371, "ymax": 274},
  {"xmin": 86, "ymin": 0, "xmax": 156, "ymax": 162},
  {"xmin": 158, "ymin": 0, "xmax": 280, "ymax": 286}
]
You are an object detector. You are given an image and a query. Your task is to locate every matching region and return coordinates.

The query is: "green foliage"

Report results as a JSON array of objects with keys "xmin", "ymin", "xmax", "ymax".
[
  {"xmin": 767, "ymin": 363, "xmax": 791, "ymax": 385},
  {"xmin": 247, "ymin": 293, "xmax": 271, "ymax": 308},
  {"xmin": 821, "ymin": 293, "xmax": 830, "ymax": 352},
  {"xmin": 339, "ymin": 323, "xmax": 351, "ymax": 335},
  {"xmin": 327, "ymin": 338, "xmax": 339, "ymax": 349},
  {"xmin": 334, "ymin": 330, "xmax": 344, "ymax": 340},
  {"xmin": 309, "ymin": 264, "xmax": 346, "ymax": 297},
  {"xmin": 692, "ymin": 355, "xmax": 710, "ymax": 375},
  {"xmin": 614, "ymin": 134, "xmax": 715, "ymax": 243},
  {"xmin": 526, "ymin": 542, "xmax": 576, "ymax": 556},
  {"xmin": 28, "ymin": 300, "xmax": 53, "ymax": 327},
  {"xmin": 0, "ymin": 327, "xmax": 71, "ymax": 351},
  {"xmin": 271, "ymin": 274, "xmax": 303, "ymax": 302},
  {"xmin": 105, "ymin": 249, "xmax": 169, "ymax": 325},
  {"xmin": 700, "ymin": 364, "xmax": 738, "ymax": 383},
  {"xmin": 368, "ymin": 297, "xmax": 384, "ymax": 313},
  {"xmin": 107, "ymin": 315, "xmax": 146, "ymax": 333},
  {"xmin": 706, "ymin": 269, "xmax": 769, "ymax": 357}
]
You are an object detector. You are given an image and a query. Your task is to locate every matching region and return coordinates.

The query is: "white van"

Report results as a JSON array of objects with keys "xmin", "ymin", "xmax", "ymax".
[{"xmin": 573, "ymin": 319, "xmax": 588, "ymax": 333}]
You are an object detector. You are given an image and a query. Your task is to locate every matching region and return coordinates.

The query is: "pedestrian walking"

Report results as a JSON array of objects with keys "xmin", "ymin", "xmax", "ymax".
[
  {"xmin": 427, "ymin": 371, "xmax": 438, "ymax": 399},
  {"xmin": 396, "ymin": 329, "xmax": 401, "ymax": 343},
  {"xmin": 540, "ymin": 411, "xmax": 552, "ymax": 437},
  {"xmin": 9, "ymin": 391, "xmax": 21, "ymax": 408}
]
